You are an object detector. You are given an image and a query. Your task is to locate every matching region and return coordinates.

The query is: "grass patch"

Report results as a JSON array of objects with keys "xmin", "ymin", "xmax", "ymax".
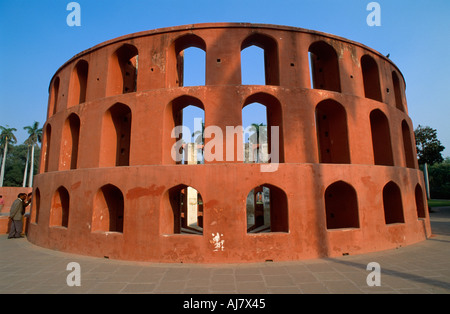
[{"xmin": 427, "ymin": 199, "xmax": 450, "ymax": 207}]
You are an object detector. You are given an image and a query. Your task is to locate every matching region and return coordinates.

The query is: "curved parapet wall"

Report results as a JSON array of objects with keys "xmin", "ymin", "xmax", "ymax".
[{"xmin": 27, "ymin": 23, "xmax": 431, "ymax": 263}]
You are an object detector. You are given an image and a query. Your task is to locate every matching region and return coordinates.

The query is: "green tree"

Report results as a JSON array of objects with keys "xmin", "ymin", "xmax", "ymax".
[
  {"xmin": 248, "ymin": 123, "xmax": 268, "ymax": 144},
  {"xmin": 414, "ymin": 125, "xmax": 445, "ymax": 165},
  {"xmin": 192, "ymin": 121, "xmax": 205, "ymax": 164},
  {"xmin": 22, "ymin": 137, "xmax": 31, "ymax": 187},
  {"xmin": 0, "ymin": 125, "xmax": 18, "ymax": 187},
  {"xmin": 3, "ymin": 144, "xmax": 41, "ymax": 187},
  {"xmin": 427, "ymin": 158, "xmax": 450, "ymax": 199},
  {"xmin": 248, "ymin": 123, "xmax": 267, "ymax": 163}
]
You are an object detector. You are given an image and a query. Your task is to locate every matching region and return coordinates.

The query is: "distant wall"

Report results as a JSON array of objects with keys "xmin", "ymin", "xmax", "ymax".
[{"xmin": 0, "ymin": 187, "xmax": 33, "ymax": 214}]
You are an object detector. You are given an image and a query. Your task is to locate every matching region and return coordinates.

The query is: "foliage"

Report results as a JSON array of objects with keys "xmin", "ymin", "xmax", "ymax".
[
  {"xmin": 0, "ymin": 144, "xmax": 41, "ymax": 187},
  {"xmin": 1, "ymin": 123, "xmax": 42, "ymax": 187},
  {"xmin": 0, "ymin": 126, "xmax": 18, "ymax": 146},
  {"xmin": 0, "ymin": 125, "xmax": 19, "ymax": 186},
  {"xmin": 427, "ymin": 199, "xmax": 450, "ymax": 208},
  {"xmin": 24, "ymin": 121, "xmax": 43, "ymax": 146},
  {"xmin": 248, "ymin": 123, "xmax": 267, "ymax": 144},
  {"xmin": 415, "ymin": 125, "xmax": 445, "ymax": 165},
  {"xmin": 192, "ymin": 121, "xmax": 205, "ymax": 145},
  {"xmin": 426, "ymin": 158, "xmax": 450, "ymax": 200}
]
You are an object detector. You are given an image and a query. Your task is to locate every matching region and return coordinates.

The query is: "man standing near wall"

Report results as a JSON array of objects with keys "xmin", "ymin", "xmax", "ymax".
[{"xmin": 8, "ymin": 193, "xmax": 30, "ymax": 239}]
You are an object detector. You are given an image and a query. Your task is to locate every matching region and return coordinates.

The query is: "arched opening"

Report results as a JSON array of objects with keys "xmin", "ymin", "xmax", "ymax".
[
  {"xmin": 241, "ymin": 33, "xmax": 279, "ymax": 86},
  {"xmin": 182, "ymin": 47, "xmax": 206, "ymax": 86},
  {"xmin": 106, "ymin": 44, "xmax": 138, "ymax": 96},
  {"xmin": 246, "ymin": 184, "xmax": 288, "ymax": 233},
  {"xmin": 50, "ymin": 186, "xmax": 70, "ymax": 228},
  {"xmin": 60, "ymin": 113, "xmax": 80, "ymax": 170},
  {"xmin": 241, "ymin": 45, "xmax": 265, "ymax": 85},
  {"xmin": 167, "ymin": 34, "xmax": 206, "ymax": 88},
  {"xmin": 308, "ymin": 41, "xmax": 341, "ymax": 92},
  {"xmin": 415, "ymin": 184, "xmax": 426, "ymax": 219},
  {"xmin": 32, "ymin": 188, "xmax": 40, "ymax": 224},
  {"xmin": 242, "ymin": 93, "xmax": 284, "ymax": 163},
  {"xmin": 49, "ymin": 77, "xmax": 60, "ymax": 116},
  {"xmin": 315, "ymin": 99, "xmax": 350, "ymax": 164},
  {"xmin": 370, "ymin": 109, "xmax": 394, "ymax": 166},
  {"xmin": 92, "ymin": 184, "xmax": 124, "ymax": 233},
  {"xmin": 68, "ymin": 60, "xmax": 88, "ymax": 108},
  {"xmin": 383, "ymin": 181, "xmax": 405, "ymax": 224},
  {"xmin": 42, "ymin": 124, "xmax": 52, "ymax": 173},
  {"xmin": 183, "ymin": 105, "xmax": 205, "ymax": 164},
  {"xmin": 242, "ymin": 102, "xmax": 268, "ymax": 163},
  {"xmin": 361, "ymin": 55, "xmax": 382, "ymax": 102},
  {"xmin": 100, "ymin": 103, "xmax": 132, "ymax": 167},
  {"xmin": 163, "ymin": 95, "xmax": 205, "ymax": 165},
  {"xmin": 324, "ymin": 181, "xmax": 359, "ymax": 229},
  {"xmin": 161, "ymin": 184, "xmax": 203, "ymax": 235},
  {"xmin": 392, "ymin": 71, "xmax": 404, "ymax": 112},
  {"xmin": 402, "ymin": 120, "xmax": 416, "ymax": 169}
]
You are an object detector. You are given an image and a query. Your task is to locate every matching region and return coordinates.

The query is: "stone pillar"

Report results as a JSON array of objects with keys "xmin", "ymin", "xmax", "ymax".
[{"xmin": 184, "ymin": 143, "xmax": 197, "ymax": 165}]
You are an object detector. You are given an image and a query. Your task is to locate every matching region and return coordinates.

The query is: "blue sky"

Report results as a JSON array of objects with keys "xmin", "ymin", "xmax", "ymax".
[{"xmin": 0, "ymin": 0, "xmax": 449, "ymax": 157}]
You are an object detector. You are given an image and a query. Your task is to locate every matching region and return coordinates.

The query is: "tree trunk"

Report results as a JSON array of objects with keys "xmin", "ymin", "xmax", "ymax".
[
  {"xmin": 28, "ymin": 145, "xmax": 35, "ymax": 187},
  {"xmin": 0, "ymin": 142, "xmax": 8, "ymax": 187},
  {"xmin": 22, "ymin": 146, "xmax": 30, "ymax": 187}
]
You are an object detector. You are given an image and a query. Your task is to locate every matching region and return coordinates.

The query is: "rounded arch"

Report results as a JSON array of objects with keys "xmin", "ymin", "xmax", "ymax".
[
  {"xmin": 369, "ymin": 109, "xmax": 394, "ymax": 166},
  {"xmin": 41, "ymin": 123, "xmax": 52, "ymax": 173},
  {"xmin": 49, "ymin": 76, "xmax": 60, "ymax": 117},
  {"xmin": 401, "ymin": 120, "xmax": 416, "ymax": 169},
  {"xmin": 160, "ymin": 184, "xmax": 204, "ymax": 235},
  {"xmin": 242, "ymin": 92, "xmax": 285, "ymax": 163},
  {"xmin": 31, "ymin": 188, "xmax": 41, "ymax": 224},
  {"xmin": 392, "ymin": 71, "xmax": 404, "ymax": 112},
  {"xmin": 163, "ymin": 95, "xmax": 205, "ymax": 165},
  {"xmin": 92, "ymin": 184, "xmax": 124, "ymax": 233},
  {"xmin": 106, "ymin": 44, "xmax": 139, "ymax": 96},
  {"xmin": 50, "ymin": 186, "xmax": 70, "ymax": 228},
  {"xmin": 167, "ymin": 34, "xmax": 207, "ymax": 88},
  {"xmin": 324, "ymin": 181, "xmax": 359, "ymax": 229},
  {"xmin": 167, "ymin": 94, "xmax": 205, "ymax": 113},
  {"xmin": 241, "ymin": 33, "xmax": 279, "ymax": 86},
  {"xmin": 315, "ymin": 99, "xmax": 350, "ymax": 164},
  {"xmin": 60, "ymin": 113, "xmax": 81, "ymax": 170},
  {"xmin": 246, "ymin": 183, "xmax": 288, "ymax": 233},
  {"xmin": 172, "ymin": 33, "xmax": 207, "ymax": 53},
  {"xmin": 308, "ymin": 41, "xmax": 341, "ymax": 92},
  {"xmin": 68, "ymin": 59, "xmax": 89, "ymax": 108},
  {"xmin": 382, "ymin": 181, "xmax": 404, "ymax": 224},
  {"xmin": 361, "ymin": 54, "xmax": 382, "ymax": 102},
  {"xmin": 415, "ymin": 184, "xmax": 426, "ymax": 219},
  {"xmin": 100, "ymin": 102, "xmax": 132, "ymax": 167}
]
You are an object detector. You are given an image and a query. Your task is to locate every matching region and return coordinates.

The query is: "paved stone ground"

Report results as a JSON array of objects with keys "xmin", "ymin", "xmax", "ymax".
[{"xmin": 1, "ymin": 207, "xmax": 449, "ymax": 294}]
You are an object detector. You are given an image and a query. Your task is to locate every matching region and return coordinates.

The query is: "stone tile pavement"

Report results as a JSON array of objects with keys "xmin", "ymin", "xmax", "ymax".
[{"xmin": 1, "ymin": 207, "xmax": 449, "ymax": 295}]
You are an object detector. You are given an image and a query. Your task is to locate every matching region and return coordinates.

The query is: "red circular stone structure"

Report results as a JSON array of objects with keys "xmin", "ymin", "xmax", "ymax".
[{"xmin": 27, "ymin": 23, "xmax": 432, "ymax": 263}]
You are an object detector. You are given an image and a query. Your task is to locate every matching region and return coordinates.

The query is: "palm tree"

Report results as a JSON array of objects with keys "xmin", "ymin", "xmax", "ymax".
[
  {"xmin": 248, "ymin": 123, "xmax": 267, "ymax": 162},
  {"xmin": 192, "ymin": 121, "xmax": 205, "ymax": 145},
  {"xmin": 24, "ymin": 122, "xmax": 42, "ymax": 187},
  {"xmin": 192, "ymin": 121, "xmax": 205, "ymax": 164},
  {"xmin": 22, "ymin": 138, "xmax": 32, "ymax": 187},
  {"xmin": 0, "ymin": 125, "xmax": 18, "ymax": 187}
]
